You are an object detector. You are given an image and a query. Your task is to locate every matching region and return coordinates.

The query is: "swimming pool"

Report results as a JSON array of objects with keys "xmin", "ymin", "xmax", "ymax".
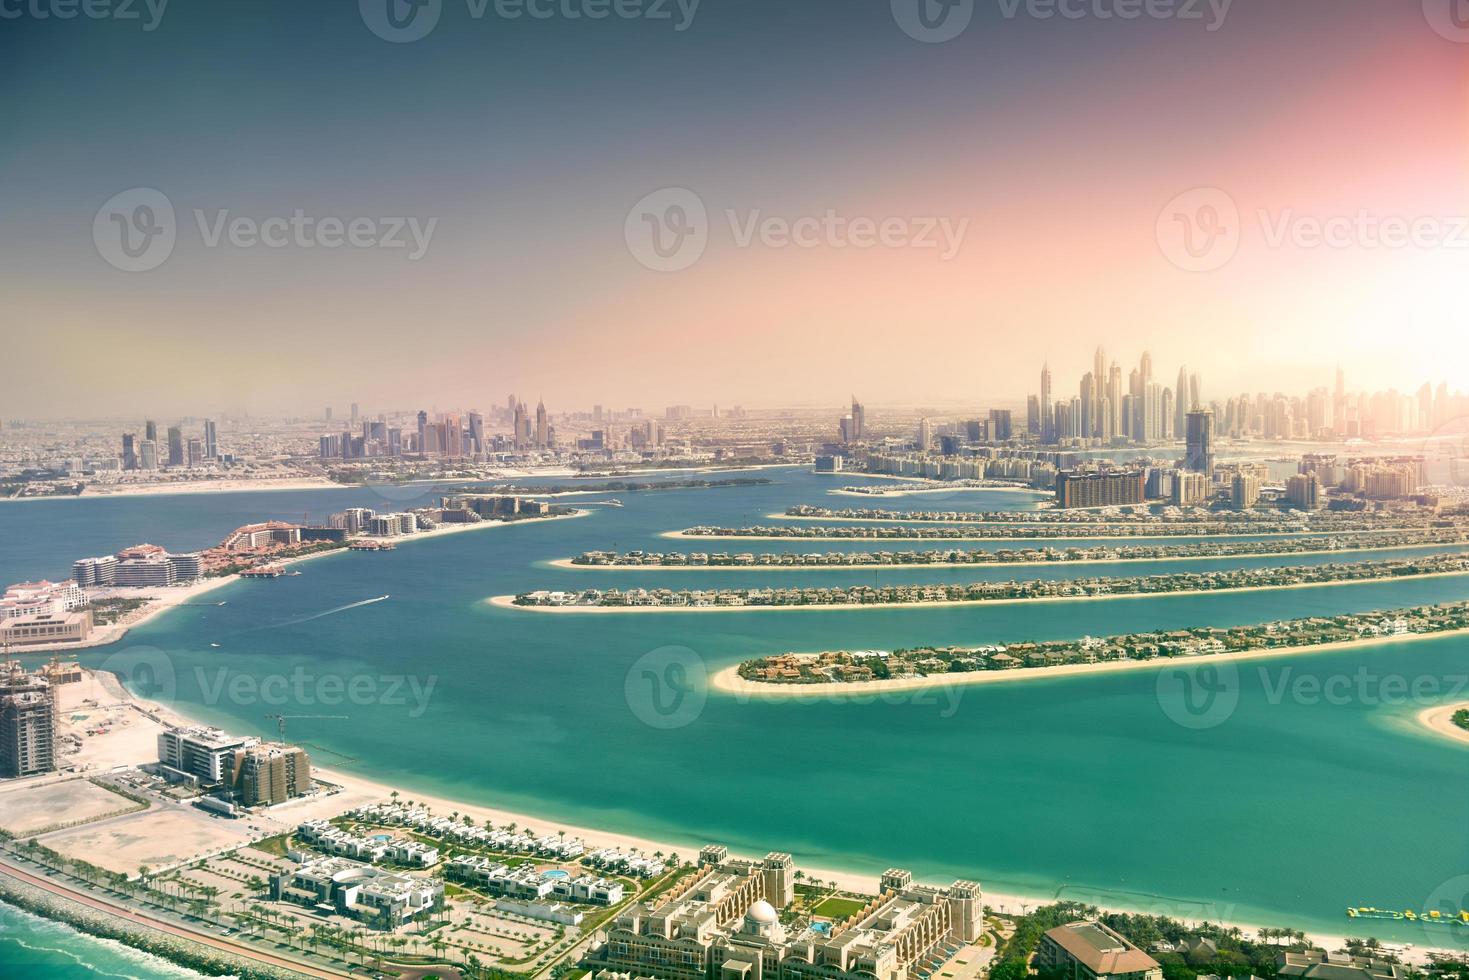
[{"xmin": 542, "ymin": 869, "xmax": 570, "ymax": 880}]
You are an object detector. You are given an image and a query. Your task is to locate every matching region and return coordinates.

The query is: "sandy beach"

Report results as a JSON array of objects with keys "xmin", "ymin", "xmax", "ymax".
[
  {"xmin": 828, "ymin": 485, "xmax": 1047, "ymax": 498},
  {"xmin": 709, "ymin": 627, "xmax": 1469, "ymax": 700},
  {"xmin": 488, "ymin": 566, "xmax": 1469, "ymax": 614},
  {"xmin": 545, "ymin": 538, "xmax": 1469, "ymax": 572},
  {"xmin": 69, "ymin": 665, "xmax": 1370, "ymax": 954},
  {"xmin": 1417, "ymin": 701, "xmax": 1469, "ymax": 746},
  {"xmin": 764, "ymin": 512, "xmax": 1432, "ymax": 531}
]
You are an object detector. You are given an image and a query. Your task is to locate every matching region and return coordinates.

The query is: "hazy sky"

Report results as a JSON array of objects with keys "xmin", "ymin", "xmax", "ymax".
[{"xmin": 3, "ymin": 0, "xmax": 1467, "ymax": 418}]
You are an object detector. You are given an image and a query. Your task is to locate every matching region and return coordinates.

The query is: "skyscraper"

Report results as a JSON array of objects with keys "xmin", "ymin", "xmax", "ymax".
[
  {"xmin": 166, "ymin": 426, "xmax": 184, "ymax": 467},
  {"xmin": 1039, "ymin": 362, "xmax": 1053, "ymax": 442},
  {"xmin": 850, "ymin": 397, "xmax": 866, "ymax": 441},
  {"xmin": 535, "ymin": 400, "xmax": 549, "ymax": 449},
  {"xmin": 1175, "ymin": 365, "xmax": 1189, "ymax": 438},
  {"xmin": 144, "ymin": 419, "xmax": 157, "ymax": 443},
  {"xmin": 0, "ymin": 665, "xmax": 56, "ymax": 778},
  {"xmin": 203, "ymin": 418, "xmax": 217, "ymax": 460},
  {"xmin": 417, "ymin": 410, "xmax": 428, "ymax": 453},
  {"xmin": 121, "ymin": 433, "xmax": 137, "ymax": 470},
  {"xmin": 1184, "ymin": 409, "xmax": 1215, "ymax": 476},
  {"xmin": 467, "ymin": 412, "xmax": 485, "ymax": 455}
]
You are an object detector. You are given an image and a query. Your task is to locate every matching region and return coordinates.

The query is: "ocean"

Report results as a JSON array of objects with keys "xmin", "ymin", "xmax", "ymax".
[{"xmin": 2, "ymin": 467, "xmax": 1467, "ymax": 954}]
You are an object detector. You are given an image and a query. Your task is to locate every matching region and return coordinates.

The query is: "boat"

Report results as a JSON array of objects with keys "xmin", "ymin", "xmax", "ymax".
[{"xmin": 210, "ymin": 642, "xmax": 221, "ymax": 648}]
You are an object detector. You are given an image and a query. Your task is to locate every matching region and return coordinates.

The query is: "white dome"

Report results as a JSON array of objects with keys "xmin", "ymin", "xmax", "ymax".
[{"xmin": 746, "ymin": 900, "xmax": 778, "ymax": 924}]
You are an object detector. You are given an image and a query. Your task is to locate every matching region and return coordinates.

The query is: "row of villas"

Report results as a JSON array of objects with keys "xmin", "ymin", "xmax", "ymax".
[
  {"xmin": 517, "ymin": 554, "xmax": 1469, "ymax": 609},
  {"xmin": 346, "ymin": 802, "xmax": 588, "ymax": 861},
  {"xmin": 296, "ymin": 818, "xmax": 439, "ymax": 867},
  {"xmin": 584, "ymin": 847, "xmax": 668, "ymax": 878},
  {"xmin": 448, "ymin": 854, "xmax": 625, "ymax": 904},
  {"xmin": 740, "ymin": 605, "xmax": 1469, "ymax": 685},
  {"xmin": 781, "ymin": 503, "xmax": 1439, "ymax": 528},
  {"xmin": 571, "ymin": 527, "xmax": 1469, "ymax": 568}
]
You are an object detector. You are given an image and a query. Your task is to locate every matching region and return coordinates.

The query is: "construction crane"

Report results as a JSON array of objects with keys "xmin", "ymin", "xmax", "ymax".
[{"xmin": 263, "ymin": 713, "xmax": 348, "ymax": 739}]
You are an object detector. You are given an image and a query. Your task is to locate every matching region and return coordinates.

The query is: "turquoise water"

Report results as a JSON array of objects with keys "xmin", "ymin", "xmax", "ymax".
[
  {"xmin": 0, "ymin": 901, "xmax": 217, "ymax": 979},
  {"xmin": 4, "ymin": 468, "xmax": 1468, "ymax": 951}
]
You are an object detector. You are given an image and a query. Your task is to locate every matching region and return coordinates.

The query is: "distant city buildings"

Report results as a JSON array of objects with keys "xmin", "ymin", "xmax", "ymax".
[{"xmin": 1184, "ymin": 409, "xmax": 1214, "ymax": 476}]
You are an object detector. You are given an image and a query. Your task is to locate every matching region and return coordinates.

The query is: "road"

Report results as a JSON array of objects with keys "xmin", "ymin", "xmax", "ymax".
[{"xmin": 0, "ymin": 855, "xmax": 345, "ymax": 979}]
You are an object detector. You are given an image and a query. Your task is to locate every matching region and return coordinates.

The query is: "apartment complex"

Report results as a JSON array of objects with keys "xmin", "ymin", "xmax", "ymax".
[
  {"xmin": 1055, "ymin": 470, "xmax": 1146, "ymax": 509},
  {"xmin": 156, "ymin": 726, "xmax": 312, "ymax": 806},
  {"xmin": 234, "ymin": 742, "xmax": 312, "ymax": 806},
  {"xmin": 0, "ymin": 663, "xmax": 57, "ymax": 778}
]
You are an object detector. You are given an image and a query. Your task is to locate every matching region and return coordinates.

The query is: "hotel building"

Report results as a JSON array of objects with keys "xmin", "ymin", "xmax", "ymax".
[
  {"xmin": 593, "ymin": 847, "xmax": 981, "ymax": 980},
  {"xmin": 1055, "ymin": 470, "xmax": 1146, "ymax": 509}
]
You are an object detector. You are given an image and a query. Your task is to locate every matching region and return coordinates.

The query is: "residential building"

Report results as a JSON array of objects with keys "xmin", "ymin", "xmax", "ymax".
[
  {"xmin": 232, "ymin": 742, "xmax": 312, "ymax": 806},
  {"xmin": 1035, "ymin": 921, "xmax": 1163, "ymax": 980},
  {"xmin": 157, "ymin": 726, "xmax": 258, "ymax": 787},
  {"xmin": 270, "ymin": 856, "xmax": 442, "ymax": 929},
  {"xmin": 0, "ymin": 663, "xmax": 57, "ymax": 778}
]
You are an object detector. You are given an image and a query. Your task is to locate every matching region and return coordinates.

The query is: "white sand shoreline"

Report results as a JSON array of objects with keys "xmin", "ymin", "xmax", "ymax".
[
  {"xmin": 1417, "ymin": 701, "xmax": 1469, "ymax": 746},
  {"xmin": 764, "ymin": 512, "xmax": 1434, "ymax": 531},
  {"xmin": 545, "ymin": 539, "xmax": 1469, "ymax": 572},
  {"xmin": 710, "ymin": 628, "xmax": 1469, "ymax": 699},
  {"xmin": 87, "ymin": 668, "xmax": 1375, "ymax": 956},
  {"xmin": 488, "ymin": 567, "xmax": 1469, "ymax": 614}
]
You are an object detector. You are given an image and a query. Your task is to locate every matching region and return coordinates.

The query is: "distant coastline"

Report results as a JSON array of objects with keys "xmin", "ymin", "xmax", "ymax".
[
  {"xmin": 488, "ymin": 566, "xmax": 1469, "ymax": 613},
  {"xmin": 709, "ymin": 628, "xmax": 1469, "ymax": 700}
]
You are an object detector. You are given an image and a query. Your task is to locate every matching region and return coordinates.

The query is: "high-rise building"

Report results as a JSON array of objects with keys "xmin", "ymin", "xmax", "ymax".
[
  {"xmin": 535, "ymin": 400, "xmax": 549, "ymax": 449},
  {"xmin": 139, "ymin": 439, "xmax": 158, "ymax": 470},
  {"xmin": 850, "ymin": 397, "xmax": 865, "ymax": 441},
  {"xmin": 416, "ymin": 410, "xmax": 428, "ymax": 453},
  {"xmin": 1286, "ymin": 472, "xmax": 1323, "ymax": 510},
  {"xmin": 1231, "ymin": 473, "xmax": 1260, "ymax": 510},
  {"xmin": 1055, "ymin": 470, "xmax": 1145, "ymax": 508},
  {"xmin": 187, "ymin": 438, "xmax": 204, "ymax": 468},
  {"xmin": 467, "ymin": 412, "xmax": 485, "ymax": 455},
  {"xmin": 1175, "ymin": 365, "xmax": 1189, "ymax": 438},
  {"xmin": 203, "ymin": 418, "xmax": 217, "ymax": 460},
  {"xmin": 166, "ymin": 426, "xmax": 184, "ymax": 467},
  {"xmin": 989, "ymin": 409, "xmax": 1013, "ymax": 442},
  {"xmin": 1184, "ymin": 409, "xmax": 1214, "ymax": 476},
  {"xmin": 232, "ymin": 742, "xmax": 312, "ymax": 807},
  {"xmin": 917, "ymin": 417, "xmax": 933, "ymax": 450},
  {"xmin": 144, "ymin": 419, "xmax": 157, "ymax": 443},
  {"xmin": 121, "ymin": 433, "xmax": 137, "ymax": 470},
  {"xmin": 0, "ymin": 664, "xmax": 57, "ymax": 778},
  {"xmin": 1040, "ymin": 362, "xmax": 1054, "ymax": 442}
]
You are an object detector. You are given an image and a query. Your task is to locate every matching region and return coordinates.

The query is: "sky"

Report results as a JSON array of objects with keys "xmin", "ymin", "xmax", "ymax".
[{"xmin": 2, "ymin": 0, "xmax": 1467, "ymax": 418}]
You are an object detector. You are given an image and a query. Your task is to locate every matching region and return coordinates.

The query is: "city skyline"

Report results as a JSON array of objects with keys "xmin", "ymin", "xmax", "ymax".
[{"xmin": 4, "ymin": 1, "xmax": 1468, "ymax": 417}]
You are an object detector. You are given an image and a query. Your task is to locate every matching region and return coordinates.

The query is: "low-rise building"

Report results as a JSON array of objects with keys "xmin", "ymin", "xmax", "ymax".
[
  {"xmin": 1035, "ymin": 921, "xmax": 1163, "ymax": 980},
  {"xmin": 270, "ymin": 856, "xmax": 442, "ymax": 929}
]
